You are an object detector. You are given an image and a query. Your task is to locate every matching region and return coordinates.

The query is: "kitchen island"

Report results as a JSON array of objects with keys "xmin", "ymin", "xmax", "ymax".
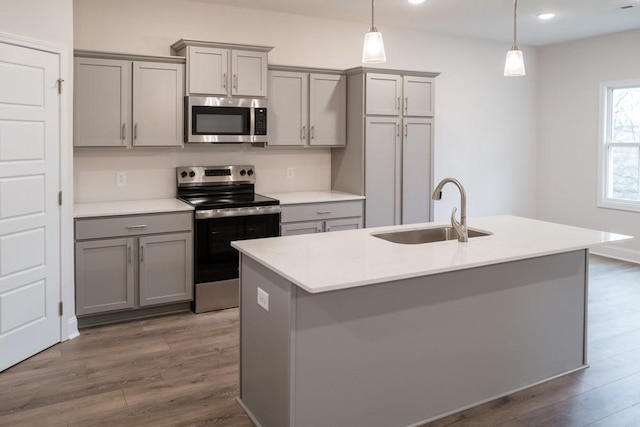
[{"xmin": 232, "ymin": 216, "xmax": 629, "ymax": 427}]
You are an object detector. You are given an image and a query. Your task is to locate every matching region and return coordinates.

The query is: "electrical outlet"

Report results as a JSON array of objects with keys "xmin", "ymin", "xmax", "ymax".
[
  {"xmin": 286, "ymin": 167, "xmax": 294, "ymax": 180},
  {"xmin": 116, "ymin": 171, "xmax": 127, "ymax": 186},
  {"xmin": 257, "ymin": 287, "xmax": 269, "ymax": 311}
]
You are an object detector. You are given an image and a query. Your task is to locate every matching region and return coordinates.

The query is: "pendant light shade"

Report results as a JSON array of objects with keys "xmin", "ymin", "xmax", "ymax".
[
  {"xmin": 362, "ymin": 0, "xmax": 386, "ymax": 63},
  {"xmin": 504, "ymin": 49, "xmax": 525, "ymax": 76},
  {"xmin": 504, "ymin": 0, "xmax": 525, "ymax": 76}
]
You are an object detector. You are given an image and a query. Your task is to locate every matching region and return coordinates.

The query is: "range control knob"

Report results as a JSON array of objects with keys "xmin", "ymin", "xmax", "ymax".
[
  {"xmin": 189, "ymin": 171, "xmax": 196, "ymax": 178},
  {"xmin": 240, "ymin": 169, "xmax": 247, "ymax": 176},
  {"xmin": 247, "ymin": 169, "xmax": 254, "ymax": 176},
  {"xmin": 180, "ymin": 171, "xmax": 188, "ymax": 178}
]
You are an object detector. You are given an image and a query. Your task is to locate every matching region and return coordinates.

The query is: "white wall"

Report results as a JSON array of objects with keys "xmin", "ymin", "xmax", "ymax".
[
  {"xmin": 0, "ymin": 0, "xmax": 76, "ymax": 339},
  {"xmin": 73, "ymin": 0, "xmax": 539, "ymax": 220},
  {"xmin": 537, "ymin": 29, "xmax": 640, "ymax": 260}
]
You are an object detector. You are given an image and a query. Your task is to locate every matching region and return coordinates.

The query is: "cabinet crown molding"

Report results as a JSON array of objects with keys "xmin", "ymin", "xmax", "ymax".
[
  {"xmin": 74, "ymin": 49, "xmax": 186, "ymax": 64},
  {"xmin": 171, "ymin": 39, "xmax": 274, "ymax": 54},
  {"xmin": 346, "ymin": 66, "xmax": 440, "ymax": 78}
]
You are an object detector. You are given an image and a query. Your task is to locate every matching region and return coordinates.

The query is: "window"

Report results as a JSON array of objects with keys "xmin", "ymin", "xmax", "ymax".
[{"xmin": 599, "ymin": 80, "xmax": 640, "ymax": 212}]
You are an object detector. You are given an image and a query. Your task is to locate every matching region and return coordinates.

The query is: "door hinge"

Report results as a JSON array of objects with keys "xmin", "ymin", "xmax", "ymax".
[
  {"xmin": 57, "ymin": 78, "xmax": 64, "ymax": 94},
  {"xmin": 59, "ymin": 301, "xmax": 63, "ymax": 316},
  {"xmin": 58, "ymin": 191, "xmax": 62, "ymax": 206}
]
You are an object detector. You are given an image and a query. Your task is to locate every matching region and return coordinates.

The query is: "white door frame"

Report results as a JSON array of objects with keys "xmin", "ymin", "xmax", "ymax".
[{"xmin": 0, "ymin": 30, "xmax": 77, "ymax": 342}]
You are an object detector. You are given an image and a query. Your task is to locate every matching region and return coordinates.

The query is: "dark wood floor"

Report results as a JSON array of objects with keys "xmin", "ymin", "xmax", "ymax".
[{"xmin": 1, "ymin": 255, "xmax": 639, "ymax": 426}]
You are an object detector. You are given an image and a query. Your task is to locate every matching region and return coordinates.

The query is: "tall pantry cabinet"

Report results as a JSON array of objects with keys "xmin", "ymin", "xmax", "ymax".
[{"xmin": 331, "ymin": 68, "xmax": 438, "ymax": 227}]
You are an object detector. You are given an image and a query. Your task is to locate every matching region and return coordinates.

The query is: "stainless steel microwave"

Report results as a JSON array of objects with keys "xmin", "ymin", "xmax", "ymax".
[{"xmin": 185, "ymin": 96, "xmax": 268, "ymax": 144}]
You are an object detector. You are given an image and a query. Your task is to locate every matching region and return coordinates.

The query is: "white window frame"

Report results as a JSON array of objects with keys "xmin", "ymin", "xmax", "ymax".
[{"xmin": 598, "ymin": 79, "xmax": 640, "ymax": 212}]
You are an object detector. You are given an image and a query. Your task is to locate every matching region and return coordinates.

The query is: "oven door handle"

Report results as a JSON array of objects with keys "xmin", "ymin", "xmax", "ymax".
[{"xmin": 195, "ymin": 205, "xmax": 281, "ymax": 220}]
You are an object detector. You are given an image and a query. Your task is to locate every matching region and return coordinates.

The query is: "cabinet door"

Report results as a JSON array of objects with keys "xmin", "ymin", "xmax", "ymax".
[
  {"xmin": 365, "ymin": 73, "xmax": 402, "ymax": 116},
  {"xmin": 268, "ymin": 71, "xmax": 308, "ymax": 146},
  {"xmin": 132, "ymin": 62, "xmax": 185, "ymax": 147},
  {"xmin": 281, "ymin": 221, "xmax": 324, "ymax": 236},
  {"xmin": 325, "ymin": 217, "xmax": 362, "ymax": 232},
  {"xmin": 74, "ymin": 57, "xmax": 131, "ymax": 147},
  {"xmin": 75, "ymin": 238, "xmax": 134, "ymax": 315},
  {"xmin": 139, "ymin": 233, "xmax": 193, "ymax": 307},
  {"xmin": 402, "ymin": 118, "xmax": 433, "ymax": 225},
  {"xmin": 187, "ymin": 46, "xmax": 228, "ymax": 95},
  {"xmin": 231, "ymin": 50, "xmax": 267, "ymax": 97},
  {"xmin": 403, "ymin": 76, "xmax": 434, "ymax": 117},
  {"xmin": 365, "ymin": 117, "xmax": 401, "ymax": 227},
  {"xmin": 309, "ymin": 74, "xmax": 346, "ymax": 147}
]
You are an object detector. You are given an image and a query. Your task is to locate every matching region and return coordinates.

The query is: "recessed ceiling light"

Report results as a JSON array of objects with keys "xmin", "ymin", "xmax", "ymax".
[
  {"xmin": 537, "ymin": 12, "xmax": 556, "ymax": 20},
  {"xmin": 408, "ymin": 0, "xmax": 426, "ymax": 4}
]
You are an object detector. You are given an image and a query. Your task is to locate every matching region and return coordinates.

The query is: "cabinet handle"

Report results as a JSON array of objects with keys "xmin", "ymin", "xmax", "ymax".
[
  {"xmin": 127, "ymin": 246, "xmax": 132, "ymax": 264},
  {"xmin": 140, "ymin": 245, "xmax": 144, "ymax": 263},
  {"xmin": 223, "ymin": 73, "xmax": 227, "ymax": 90},
  {"xmin": 134, "ymin": 123, "xmax": 138, "ymax": 140},
  {"xmin": 405, "ymin": 97, "xmax": 408, "ymax": 113},
  {"xmin": 121, "ymin": 123, "xmax": 125, "ymax": 142},
  {"xmin": 301, "ymin": 126, "xmax": 306, "ymax": 140},
  {"xmin": 316, "ymin": 211, "xmax": 332, "ymax": 214},
  {"xmin": 405, "ymin": 124, "xmax": 408, "ymax": 138},
  {"xmin": 326, "ymin": 226, "xmax": 331, "ymax": 232},
  {"xmin": 396, "ymin": 124, "xmax": 400, "ymax": 137},
  {"xmin": 316, "ymin": 227, "xmax": 323, "ymax": 233},
  {"xmin": 126, "ymin": 224, "xmax": 147, "ymax": 229},
  {"xmin": 233, "ymin": 74, "xmax": 238, "ymax": 90},
  {"xmin": 397, "ymin": 97, "xmax": 400, "ymax": 112},
  {"xmin": 311, "ymin": 126, "xmax": 315, "ymax": 139}
]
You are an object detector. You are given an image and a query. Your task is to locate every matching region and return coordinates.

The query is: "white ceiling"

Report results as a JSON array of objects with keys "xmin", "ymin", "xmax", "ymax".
[{"xmin": 197, "ymin": 0, "xmax": 640, "ymax": 46}]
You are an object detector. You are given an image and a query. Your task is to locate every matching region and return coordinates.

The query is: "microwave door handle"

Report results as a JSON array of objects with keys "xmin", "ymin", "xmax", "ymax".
[{"xmin": 250, "ymin": 107, "xmax": 256, "ymax": 137}]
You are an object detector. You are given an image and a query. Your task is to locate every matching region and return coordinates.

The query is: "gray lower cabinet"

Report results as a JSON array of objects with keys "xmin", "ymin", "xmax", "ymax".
[
  {"xmin": 74, "ymin": 212, "xmax": 193, "ymax": 318},
  {"xmin": 280, "ymin": 200, "xmax": 363, "ymax": 236}
]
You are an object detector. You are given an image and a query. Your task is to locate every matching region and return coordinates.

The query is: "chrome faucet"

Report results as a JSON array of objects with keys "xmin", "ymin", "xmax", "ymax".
[{"xmin": 431, "ymin": 178, "xmax": 468, "ymax": 242}]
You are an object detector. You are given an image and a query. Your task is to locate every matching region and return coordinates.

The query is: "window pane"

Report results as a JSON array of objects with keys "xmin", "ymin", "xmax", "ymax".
[
  {"xmin": 610, "ymin": 146, "xmax": 640, "ymax": 200},
  {"xmin": 612, "ymin": 87, "xmax": 640, "ymax": 142}
]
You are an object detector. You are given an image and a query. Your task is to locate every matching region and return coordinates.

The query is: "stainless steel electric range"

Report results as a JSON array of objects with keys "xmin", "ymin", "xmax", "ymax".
[{"xmin": 177, "ymin": 165, "xmax": 280, "ymax": 313}]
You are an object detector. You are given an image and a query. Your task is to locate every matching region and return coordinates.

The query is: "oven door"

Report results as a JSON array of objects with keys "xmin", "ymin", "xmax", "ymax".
[{"xmin": 193, "ymin": 211, "xmax": 280, "ymax": 312}]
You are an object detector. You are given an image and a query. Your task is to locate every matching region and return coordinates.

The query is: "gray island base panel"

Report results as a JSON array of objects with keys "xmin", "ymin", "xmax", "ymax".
[{"xmin": 238, "ymin": 250, "xmax": 588, "ymax": 427}]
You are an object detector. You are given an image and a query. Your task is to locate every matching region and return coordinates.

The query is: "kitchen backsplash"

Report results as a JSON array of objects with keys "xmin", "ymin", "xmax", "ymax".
[{"xmin": 73, "ymin": 145, "xmax": 331, "ymax": 203}]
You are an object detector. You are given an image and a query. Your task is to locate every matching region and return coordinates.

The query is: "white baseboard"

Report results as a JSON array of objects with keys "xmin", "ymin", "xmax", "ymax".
[
  {"xmin": 591, "ymin": 245, "xmax": 640, "ymax": 265},
  {"xmin": 67, "ymin": 316, "xmax": 80, "ymax": 340}
]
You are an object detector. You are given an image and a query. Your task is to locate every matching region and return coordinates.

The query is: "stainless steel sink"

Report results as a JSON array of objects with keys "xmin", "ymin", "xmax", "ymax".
[{"xmin": 372, "ymin": 226, "xmax": 492, "ymax": 244}]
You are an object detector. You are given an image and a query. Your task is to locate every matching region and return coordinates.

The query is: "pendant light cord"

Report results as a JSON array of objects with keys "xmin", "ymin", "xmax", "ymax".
[
  {"xmin": 371, "ymin": 0, "xmax": 376, "ymax": 31},
  {"xmin": 512, "ymin": 0, "xmax": 519, "ymax": 49}
]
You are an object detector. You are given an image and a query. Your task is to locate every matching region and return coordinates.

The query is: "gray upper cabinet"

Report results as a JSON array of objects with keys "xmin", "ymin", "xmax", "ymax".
[
  {"xmin": 401, "ymin": 118, "xmax": 433, "ymax": 224},
  {"xmin": 74, "ymin": 54, "xmax": 185, "ymax": 148},
  {"xmin": 172, "ymin": 40, "xmax": 272, "ymax": 97},
  {"xmin": 365, "ymin": 72, "xmax": 434, "ymax": 117},
  {"xmin": 309, "ymin": 74, "xmax": 346, "ymax": 147},
  {"xmin": 366, "ymin": 73, "xmax": 402, "ymax": 116},
  {"xmin": 268, "ymin": 71, "xmax": 308, "ymax": 146},
  {"xmin": 132, "ymin": 62, "xmax": 184, "ymax": 147},
  {"xmin": 74, "ymin": 57, "xmax": 131, "ymax": 147},
  {"xmin": 268, "ymin": 68, "xmax": 346, "ymax": 147}
]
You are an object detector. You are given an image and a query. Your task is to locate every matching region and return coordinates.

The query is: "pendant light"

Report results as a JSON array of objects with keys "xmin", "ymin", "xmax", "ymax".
[
  {"xmin": 362, "ymin": 0, "xmax": 386, "ymax": 63},
  {"xmin": 504, "ymin": 0, "xmax": 525, "ymax": 76}
]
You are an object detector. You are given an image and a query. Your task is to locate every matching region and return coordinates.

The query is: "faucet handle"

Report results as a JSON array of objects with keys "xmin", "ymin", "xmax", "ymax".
[{"xmin": 450, "ymin": 207, "xmax": 469, "ymax": 242}]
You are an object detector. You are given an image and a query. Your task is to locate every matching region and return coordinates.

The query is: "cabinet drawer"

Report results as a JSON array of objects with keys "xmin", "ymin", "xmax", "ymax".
[
  {"xmin": 75, "ymin": 212, "xmax": 193, "ymax": 240},
  {"xmin": 281, "ymin": 200, "xmax": 363, "ymax": 223}
]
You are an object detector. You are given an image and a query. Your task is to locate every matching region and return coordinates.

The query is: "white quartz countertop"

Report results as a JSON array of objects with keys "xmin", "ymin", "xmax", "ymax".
[
  {"xmin": 232, "ymin": 215, "xmax": 632, "ymax": 294},
  {"xmin": 263, "ymin": 191, "xmax": 364, "ymax": 205},
  {"xmin": 74, "ymin": 198, "xmax": 194, "ymax": 218}
]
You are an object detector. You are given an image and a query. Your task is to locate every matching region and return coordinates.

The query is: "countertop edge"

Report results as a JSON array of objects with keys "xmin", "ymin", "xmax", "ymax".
[{"xmin": 74, "ymin": 198, "xmax": 194, "ymax": 218}]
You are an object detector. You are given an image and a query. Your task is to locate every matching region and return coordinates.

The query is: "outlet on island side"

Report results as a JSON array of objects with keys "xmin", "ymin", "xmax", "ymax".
[
  {"xmin": 286, "ymin": 167, "xmax": 294, "ymax": 180},
  {"xmin": 257, "ymin": 287, "xmax": 269, "ymax": 311},
  {"xmin": 116, "ymin": 171, "xmax": 127, "ymax": 186}
]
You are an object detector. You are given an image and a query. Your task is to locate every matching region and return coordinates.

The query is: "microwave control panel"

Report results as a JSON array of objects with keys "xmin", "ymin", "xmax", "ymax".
[{"xmin": 255, "ymin": 108, "xmax": 267, "ymax": 136}]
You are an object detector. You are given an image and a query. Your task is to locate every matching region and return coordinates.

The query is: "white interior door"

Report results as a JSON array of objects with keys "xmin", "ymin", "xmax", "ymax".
[{"xmin": 0, "ymin": 41, "xmax": 60, "ymax": 372}]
